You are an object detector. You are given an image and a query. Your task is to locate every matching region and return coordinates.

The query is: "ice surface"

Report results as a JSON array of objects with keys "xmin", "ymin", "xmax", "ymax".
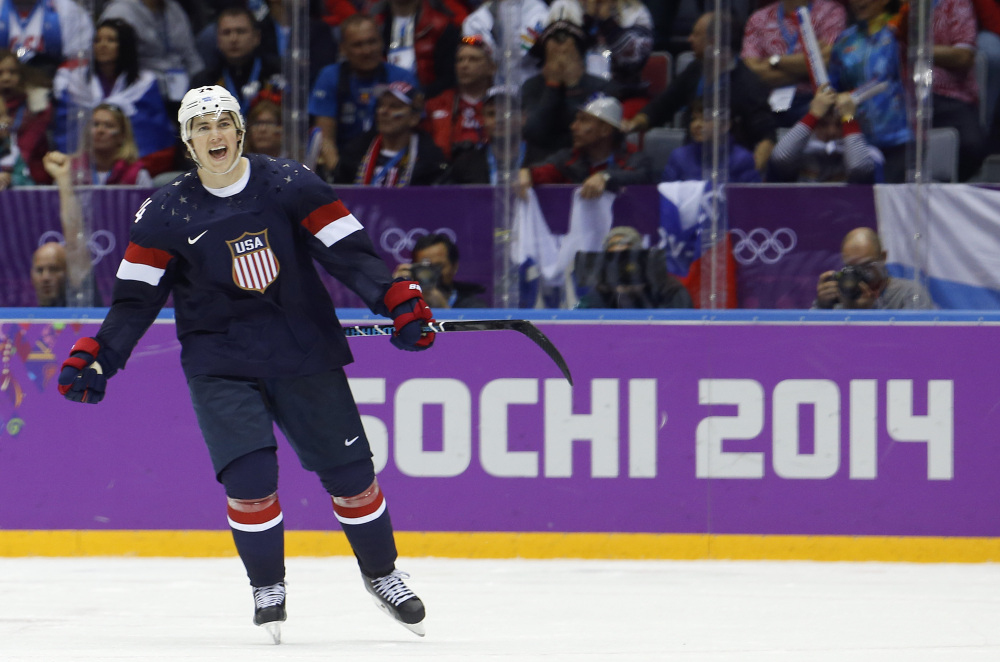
[{"xmin": 2, "ymin": 556, "xmax": 999, "ymax": 661}]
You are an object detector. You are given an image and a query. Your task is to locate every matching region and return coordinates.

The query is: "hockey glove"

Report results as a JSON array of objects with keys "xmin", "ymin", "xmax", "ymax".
[
  {"xmin": 384, "ymin": 279, "xmax": 435, "ymax": 351},
  {"xmin": 58, "ymin": 337, "xmax": 108, "ymax": 404}
]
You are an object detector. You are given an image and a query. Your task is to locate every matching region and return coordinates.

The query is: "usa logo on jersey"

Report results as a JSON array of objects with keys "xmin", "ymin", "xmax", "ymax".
[{"xmin": 227, "ymin": 230, "xmax": 280, "ymax": 293}]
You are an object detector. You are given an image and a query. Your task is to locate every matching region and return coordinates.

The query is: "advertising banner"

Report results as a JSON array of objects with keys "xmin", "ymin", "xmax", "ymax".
[{"xmin": 1, "ymin": 314, "xmax": 994, "ymax": 539}]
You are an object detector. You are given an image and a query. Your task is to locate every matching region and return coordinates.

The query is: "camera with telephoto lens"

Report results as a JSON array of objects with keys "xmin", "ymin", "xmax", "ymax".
[
  {"xmin": 834, "ymin": 262, "xmax": 884, "ymax": 302},
  {"xmin": 411, "ymin": 261, "xmax": 442, "ymax": 292}
]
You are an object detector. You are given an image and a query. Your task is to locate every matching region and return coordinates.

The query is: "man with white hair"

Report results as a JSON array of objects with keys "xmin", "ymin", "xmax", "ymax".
[
  {"xmin": 54, "ymin": 85, "xmax": 435, "ymax": 644},
  {"xmin": 519, "ymin": 94, "xmax": 653, "ymax": 197}
]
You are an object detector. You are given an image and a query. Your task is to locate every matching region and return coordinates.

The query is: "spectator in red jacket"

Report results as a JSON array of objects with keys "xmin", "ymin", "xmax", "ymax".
[
  {"xmin": 371, "ymin": 0, "xmax": 463, "ymax": 98},
  {"xmin": 423, "ymin": 34, "xmax": 496, "ymax": 160}
]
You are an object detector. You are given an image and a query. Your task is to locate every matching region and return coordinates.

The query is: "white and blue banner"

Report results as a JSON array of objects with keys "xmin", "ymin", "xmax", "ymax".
[
  {"xmin": 658, "ymin": 181, "xmax": 709, "ymax": 276},
  {"xmin": 875, "ymin": 184, "xmax": 1000, "ymax": 309}
]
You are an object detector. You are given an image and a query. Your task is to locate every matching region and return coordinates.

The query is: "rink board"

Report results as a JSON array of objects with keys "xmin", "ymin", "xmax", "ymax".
[{"xmin": 1, "ymin": 309, "xmax": 998, "ymax": 560}]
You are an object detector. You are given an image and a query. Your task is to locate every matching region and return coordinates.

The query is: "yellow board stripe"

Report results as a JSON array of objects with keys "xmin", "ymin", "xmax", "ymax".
[{"xmin": 2, "ymin": 531, "xmax": 1000, "ymax": 563}]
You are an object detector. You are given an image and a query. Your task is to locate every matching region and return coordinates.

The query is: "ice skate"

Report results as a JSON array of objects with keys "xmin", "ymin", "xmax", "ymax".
[
  {"xmin": 363, "ymin": 569, "xmax": 426, "ymax": 636},
  {"xmin": 252, "ymin": 582, "xmax": 286, "ymax": 644}
]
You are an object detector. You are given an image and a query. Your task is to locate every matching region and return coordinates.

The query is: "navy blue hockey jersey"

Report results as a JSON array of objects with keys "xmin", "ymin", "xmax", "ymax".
[{"xmin": 96, "ymin": 154, "xmax": 395, "ymax": 379}]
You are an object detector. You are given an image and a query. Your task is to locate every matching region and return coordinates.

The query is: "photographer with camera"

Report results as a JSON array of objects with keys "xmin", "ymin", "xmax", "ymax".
[
  {"xmin": 813, "ymin": 227, "xmax": 934, "ymax": 310},
  {"xmin": 392, "ymin": 233, "xmax": 489, "ymax": 309},
  {"xmin": 575, "ymin": 226, "xmax": 693, "ymax": 309}
]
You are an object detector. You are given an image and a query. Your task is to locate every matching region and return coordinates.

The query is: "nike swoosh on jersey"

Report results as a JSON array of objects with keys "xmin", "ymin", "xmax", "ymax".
[
  {"xmin": 188, "ymin": 230, "xmax": 208, "ymax": 244},
  {"xmin": 345, "ymin": 436, "xmax": 359, "ymax": 446}
]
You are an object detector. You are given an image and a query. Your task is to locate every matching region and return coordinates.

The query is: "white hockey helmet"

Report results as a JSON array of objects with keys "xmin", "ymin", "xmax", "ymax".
[{"xmin": 178, "ymin": 85, "xmax": 246, "ymax": 144}]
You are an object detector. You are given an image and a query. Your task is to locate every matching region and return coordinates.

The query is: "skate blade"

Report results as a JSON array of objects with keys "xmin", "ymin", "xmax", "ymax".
[
  {"xmin": 370, "ymin": 596, "xmax": 426, "ymax": 637},
  {"xmin": 261, "ymin": 621, "xmax": 282, "ymax": 644}
]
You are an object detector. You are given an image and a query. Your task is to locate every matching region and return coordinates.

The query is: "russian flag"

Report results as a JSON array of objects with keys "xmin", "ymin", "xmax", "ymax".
[
  {"xmin": 875, "ymin": 184, "xmax": 1000, "ymax": 308},
  {"xmin": 658, "ymin": 182, "xmax": 738, "ymax": 308}
]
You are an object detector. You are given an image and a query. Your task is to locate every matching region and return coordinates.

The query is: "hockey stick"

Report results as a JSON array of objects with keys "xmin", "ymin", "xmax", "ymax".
[{"xmin": 343, "ymin": 319, "xmax": 573, "ymax": 385}]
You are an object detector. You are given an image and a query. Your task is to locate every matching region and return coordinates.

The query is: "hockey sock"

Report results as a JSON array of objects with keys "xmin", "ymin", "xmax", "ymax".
[
  {"xmin": 332, "ymin": 478, "xmax": 397, "ymax": 578},
  {"xmin": 228, "ymin": 493, "xmax": 286, "ymax": 587}
]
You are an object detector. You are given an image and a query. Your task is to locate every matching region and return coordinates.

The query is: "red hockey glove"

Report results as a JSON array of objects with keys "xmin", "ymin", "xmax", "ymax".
[
  {"xmin": 384, "ymin": 279, "xmax": 435, "ymax": 351},
  {"xmin": 58, "ymin": 337, "xmax": 108, "ymax": 404}
]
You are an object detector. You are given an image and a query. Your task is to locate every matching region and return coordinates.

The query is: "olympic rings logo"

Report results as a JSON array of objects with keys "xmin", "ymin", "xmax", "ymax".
[
  {"xmin": 37, "ymin": 230, "xmax": 118, "ymax": 266},
  {"xmin": 731, "ymin": 228, "xmax": 798, "ymax": 265},
  {"xmin": 380, "ymin": 227, "xmax": 458, "ymax": 262}
]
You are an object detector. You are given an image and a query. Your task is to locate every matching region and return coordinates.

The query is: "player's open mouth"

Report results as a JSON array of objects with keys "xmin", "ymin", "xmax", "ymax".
[{"xmin": 209, "ymin": 145, "xmax": 228, "ymax": 161}]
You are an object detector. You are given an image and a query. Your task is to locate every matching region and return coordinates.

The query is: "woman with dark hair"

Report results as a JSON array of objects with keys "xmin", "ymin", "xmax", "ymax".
[{"xmin": 52, "ymin": 19, "xmax": 176, "ymax": 176}]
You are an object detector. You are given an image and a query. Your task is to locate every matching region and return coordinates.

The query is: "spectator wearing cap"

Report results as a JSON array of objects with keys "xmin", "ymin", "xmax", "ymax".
[
  {"xmin": 462, "ymin": 0, "xmax": 550, "ymax": 86},
  {"xmin": 661, "ymin": 97, "xmax": 761, "ymax": 183},
  {"xmin": 371, "ymin": 0, "xmax": 463, "ymax": 99},
  {"xmin": 336, "ymin": 80, "xmax": 448, "ymax": 185},
  {"xmin": 521, "ymin": 9, "xmax": 609, "ymax": 160},
  {"xmin": 309, "ymin": 14, "xmax": 419, "ymax": 178},
  {"xmin": 519, "ymin": 95, "xmax": 652, "ymax": 197},
  {"xmin": 443, "ymin": 84, "xmax": 542, "ymax": 183},
  {"xmin": 423, "ymin": 34, "xmax": 497, "ymax": 160}
]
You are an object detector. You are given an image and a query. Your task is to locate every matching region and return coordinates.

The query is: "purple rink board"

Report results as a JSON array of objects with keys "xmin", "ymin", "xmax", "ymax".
[
  {"xmin": 1, "ymin": 311, "xmax": 996, "ymax": 538},
  {"xmin": 0, "ymin": 184, "xmax": 871, "ymax": 309}
]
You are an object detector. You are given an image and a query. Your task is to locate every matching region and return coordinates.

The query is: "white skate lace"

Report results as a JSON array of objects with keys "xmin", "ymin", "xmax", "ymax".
[
  {"xmin": 370, "ymin": 570, "xmax": 416, "ymax": 606},
  {"xmin": 253, "ymin": 582, "xmax": 286, "ymax": 609}
]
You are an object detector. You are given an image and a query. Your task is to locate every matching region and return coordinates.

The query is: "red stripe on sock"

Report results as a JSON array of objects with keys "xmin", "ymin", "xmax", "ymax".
[
  {"xmin": 332, "ymin": 490, "xmax": 384, "ymax": 520},
  {"xmin": 228, "ymin": 497, "xmax": 282, "ymax": 526}
]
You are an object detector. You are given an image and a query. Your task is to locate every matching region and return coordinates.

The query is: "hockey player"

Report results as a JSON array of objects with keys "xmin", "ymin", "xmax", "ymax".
[{"xmin": 55, "ymin": 85, "xmax": 434, "ymax": 644}]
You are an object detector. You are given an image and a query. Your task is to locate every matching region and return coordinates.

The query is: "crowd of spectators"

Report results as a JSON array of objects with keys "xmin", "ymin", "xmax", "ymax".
[
  {"xmin": 0, "ymin": 0, "xmax": 994, "ymax": 190},
  {"xmin": 1, "ymin": 0, "xmax": 995, "ymax": 309}
]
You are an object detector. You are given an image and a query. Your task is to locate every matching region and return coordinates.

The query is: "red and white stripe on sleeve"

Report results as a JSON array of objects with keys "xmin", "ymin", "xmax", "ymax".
[
  {"xmin": 116, "ymin": 242, "xmax": 173, "ymax": 286},
  {"xmin": 301, "ymin": 200, "xmax": 364, "ymax": 247}
]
